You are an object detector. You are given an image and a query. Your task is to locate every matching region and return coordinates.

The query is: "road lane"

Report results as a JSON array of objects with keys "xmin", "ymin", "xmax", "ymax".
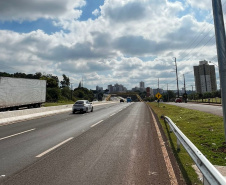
[
  {"xmin": 1, "ymin": 102, "xmax": 184, "ymax": 185},
  {"xmin": 0, "ymin": 128, "xmax": 36, "ymax": 141},
  {"xmin": 0, "ymin": 102, "xmax": 131, "ymax": 177}
]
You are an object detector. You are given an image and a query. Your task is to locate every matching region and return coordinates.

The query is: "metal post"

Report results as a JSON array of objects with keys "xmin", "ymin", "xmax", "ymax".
[
  {"xmin": 212, "ymin": 0, "xmax": 226, "ymax": 142},
  {"xmin": 174, "ymin": 57, "xmax": 179, "ymax": 98}
]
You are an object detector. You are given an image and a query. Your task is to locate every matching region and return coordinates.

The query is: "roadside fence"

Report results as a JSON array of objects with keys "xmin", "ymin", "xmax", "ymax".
[{"xmin": 164, "ymin": 116, "xmax": 226, "ymax": 185}]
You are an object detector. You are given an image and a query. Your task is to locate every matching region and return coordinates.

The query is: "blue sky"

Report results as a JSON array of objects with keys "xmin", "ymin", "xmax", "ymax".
[
  {"xmin": 79, "ymin": 0, "xmax": 104, "ymax": 21},
  {"xmin": 0, "ymin": 0, "xmax": 220, "ymax": 90}
]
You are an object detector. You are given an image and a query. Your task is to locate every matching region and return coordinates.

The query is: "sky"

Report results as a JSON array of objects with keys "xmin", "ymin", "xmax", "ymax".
[{"xmin": 0, "ymin": 0, "xmax": 223, "ymax": 91}]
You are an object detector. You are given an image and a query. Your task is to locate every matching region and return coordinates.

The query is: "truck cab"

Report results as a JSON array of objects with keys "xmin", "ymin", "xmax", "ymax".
[{"xmin": 127, "ymin": 97, "xmax": 132, "ymax": 103}]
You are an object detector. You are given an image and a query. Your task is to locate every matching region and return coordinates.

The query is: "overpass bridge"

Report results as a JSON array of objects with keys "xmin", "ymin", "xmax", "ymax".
[{"xmin": 105, "ymin": 93, "xmax": 143, "ymax": 102}]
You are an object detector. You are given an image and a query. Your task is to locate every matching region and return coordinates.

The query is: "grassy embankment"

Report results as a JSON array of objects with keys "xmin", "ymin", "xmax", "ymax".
[
  {"xmin": 148, "ymin": 102, "xmax": 225, "ymax": 185},
  {"xmin": 190, "ymin": 97, "xmax": 221, "ymax": 104},
  {"xmin": 43, "ymin": 101, "xmax": 74, "ymax": 107}
]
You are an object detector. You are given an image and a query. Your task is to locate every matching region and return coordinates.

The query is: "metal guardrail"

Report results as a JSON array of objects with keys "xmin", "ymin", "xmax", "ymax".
[{"xmin": 164, "ymin": 116, "xmax": 226, "ymax": 185}]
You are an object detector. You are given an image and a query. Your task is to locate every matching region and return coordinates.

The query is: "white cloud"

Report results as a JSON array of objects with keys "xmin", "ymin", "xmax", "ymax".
[
  {"xmin": 0, "ymin": 0, "xmax": 86, "ymax": 21},
  {"xmin": 0, "ymin": 0, "xmax": 219, "ymax": 90},
  {"xmin": 92, "ymin": 9, "xmax": 100, "ymax": 16},
  {"xmin": 186, "ymin": 0, "xmax": 211, "ymax": 10}
]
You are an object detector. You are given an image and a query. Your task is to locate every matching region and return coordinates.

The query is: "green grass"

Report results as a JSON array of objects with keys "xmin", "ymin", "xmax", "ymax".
[
  {"xmin": 148, "ymin": 102, "xmax": 225, "ymax": 185},
  {"xmin": 190, "ymin": 97, "xmax": 222, "ymax": 104},
  {"xmin": 43, "ymin": 101, "xmax": 74, "ymax": 107}
]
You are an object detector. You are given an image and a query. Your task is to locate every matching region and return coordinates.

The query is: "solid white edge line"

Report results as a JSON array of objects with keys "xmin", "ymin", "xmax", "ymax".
[
  {"xmin": 0, "ymin": 128, "xmax": 36, "ymax": 141},
  {"xmin": 148, "ymin": 106, "xmax": 178, "ymax": 185},
  {"xmin": 36, "ymin": 137, "xmax": 74, "ymax": 158},
  {"xmin": 110, "ymin": 113, "xmax": 116, "ymax": 117},
  {"xmin": 91, "ymin": 120, "xmax": 103, "ymax": 128}
]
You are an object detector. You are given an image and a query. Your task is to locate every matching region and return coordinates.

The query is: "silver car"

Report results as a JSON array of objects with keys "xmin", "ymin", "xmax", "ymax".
[{"xmin": 72, "ymin": 100, "xmax": 93, "ymax": 114}]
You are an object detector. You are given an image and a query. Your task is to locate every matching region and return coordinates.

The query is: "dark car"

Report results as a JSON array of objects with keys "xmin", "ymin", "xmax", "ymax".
[{"xmin": 120, "ymin": 99, "xmax": 124, "ymax": 103}]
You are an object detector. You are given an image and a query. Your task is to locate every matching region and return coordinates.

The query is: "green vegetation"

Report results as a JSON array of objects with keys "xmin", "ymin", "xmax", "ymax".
[
  {"xmin": 43, "ymin": 101, "xmax": 74, "ymax": 107},
  {"xmin": 190, "ymin": 97, "xmax": 222, "ymax": 104},
  {"xmin": 148, "ymin": 102, "xmax": 225, "ymax": 185},
  {"xmin": 188, "ymin": 91, "xmax": 221, "ymax": 103}
]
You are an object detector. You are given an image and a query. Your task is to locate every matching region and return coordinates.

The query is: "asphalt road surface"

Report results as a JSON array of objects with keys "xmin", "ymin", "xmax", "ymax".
[
  {"xmin": 165, "ymin": 102, "xmax": 223, "ymax": 116},
  {"xmin": 0, "ymin": 102, "xmax": 184, "ymax": 185}
]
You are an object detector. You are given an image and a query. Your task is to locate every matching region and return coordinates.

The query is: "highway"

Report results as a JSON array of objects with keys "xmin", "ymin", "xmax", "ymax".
[{"xmin": 0, "ymin": 102, "xmax": 184, "ymax": 185}]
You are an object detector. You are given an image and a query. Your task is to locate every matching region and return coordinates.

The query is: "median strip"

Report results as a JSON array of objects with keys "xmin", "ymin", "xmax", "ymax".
[
  {"xmin": 0, "ymin": 128, "xmax": 36, "ymax": 141},
  {"xmin": 91, "ymin": 120, "xmax": 103, "ymax": 128},
  {"xmin": 36, "ymin": 137, "xmax": 74, "ymax": 158}
]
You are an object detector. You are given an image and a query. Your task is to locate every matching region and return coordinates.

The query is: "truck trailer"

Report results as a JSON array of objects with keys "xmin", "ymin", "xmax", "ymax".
[{"xmin": 0, "ymin": 77, "xmax": 46, "ymax": 111}]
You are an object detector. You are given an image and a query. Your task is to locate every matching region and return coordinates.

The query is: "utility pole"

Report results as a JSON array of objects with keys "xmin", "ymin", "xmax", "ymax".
[
  {"xmin": 167, "ymin": 83, "xmax": 169, "ymax": 102},
  {"xmin": 174, "ymin": 57, "xmax": 179, "ymax": 98},
  {"xmin": 158, "ymin": 78, "xmax": 159, "ymax": 93},
  {"xmin": 71, "ymin": 83, "xmax": 73, "ymax": 100},
  {"xmin": 191, "ymin": 85, "xmax": 194, "ymax": 100},
  {"xmin": 212, "ymin": 0, "xmax": 226, "ymax": 142},
  {"xmin": 183, "ymin": 74, "xmax": 187, "ymax": 103}
]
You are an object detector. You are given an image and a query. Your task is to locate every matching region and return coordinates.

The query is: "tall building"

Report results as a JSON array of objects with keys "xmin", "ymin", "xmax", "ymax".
[
  {"xmin": 107, "ymin": 84, "xmax": 127, "ymax": 93},
  {"xmin": 193, "ymin": 60, "xmax": 217, "ymax": 94},
  {"xmin": 146, "ymin": 87, "xmax": 154, "ymax": 97},
  {"xmin": 140, "ymin": 81, "xmax": 145, "ymax": 92},
  {"xmin": 108, "ymin": 85, "xmax": 113, "ymax": 93},
  {"xmin": 140, "ymin": 81, "xmax": 145, "ymax": 88}
]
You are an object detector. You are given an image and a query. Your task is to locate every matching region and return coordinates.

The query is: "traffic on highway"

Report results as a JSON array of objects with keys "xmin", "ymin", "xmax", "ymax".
[{"xmin": 0, "ymin": 102, "xmax": 183, "ymax": 185}]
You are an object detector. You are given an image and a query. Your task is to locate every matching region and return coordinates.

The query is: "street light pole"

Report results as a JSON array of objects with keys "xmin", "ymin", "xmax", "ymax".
[
  {"xmin": 174, "ymin": 57, "xmax": 179, "ymax": 98},
  {"xmin": 183, "ymin": 74, "xmax": 187, "ymax": 103},
  {"xmin": 212, "ymin": 0, "xmax": 226, "ymax": 142}
]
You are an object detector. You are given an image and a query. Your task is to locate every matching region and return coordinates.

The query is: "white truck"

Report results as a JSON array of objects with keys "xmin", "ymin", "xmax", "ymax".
[{"xmin": 0, "ymin": 77, "xmax": 46, "ymax": 111}]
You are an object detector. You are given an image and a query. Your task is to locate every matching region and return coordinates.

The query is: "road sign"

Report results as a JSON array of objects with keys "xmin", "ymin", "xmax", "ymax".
[{"xmin": 155, "ymin": 92, "xmax": 162, "ymax": 99}]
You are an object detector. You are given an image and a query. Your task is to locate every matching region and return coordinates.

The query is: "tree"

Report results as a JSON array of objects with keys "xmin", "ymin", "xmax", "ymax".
[
  {"xmin": 0, "ymin": 72, "xmax": 13, "ymax": 77},
  {"xmin": 61, "ymin": 86, "xmax": 71, "ymax": 100},
  {"xmin": 60, "ymin": 74, "xmax": 70, "ymax": 88},
  {"xmin": 14, "ymin": 72, "xmax": 26, "ymax": 78},
  {"xmin": 162, "ymin": 90, "xmax": 176, "ymax": 102},
  {"xmin": 40, "ymin": 74, "xmax": 59, "ymax": 88},
  {"xmin": 46, "ymin": 88, "xmax": 61, "ymax": 102},
  {"xmin": 34, "ymin": 72, "xmax": 42, "ymax": 79},
  {"xmin": 73, "ymin": 87, "xmax": 94, "ymax": 102}
]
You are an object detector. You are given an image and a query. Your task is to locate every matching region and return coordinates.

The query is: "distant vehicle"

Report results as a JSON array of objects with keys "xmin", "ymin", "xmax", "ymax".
[
  {"xmin": 120, "ymin": 99, "xmax": 124, "ymax": 103},
  {"xmin": 127, "ymin": 97, "xmax": 132, "ymax": 103},
  {"xmin": 72, "ymin": 100, "xmax": 93, "ymax": 113},
  {"xmin": 175, "ymin": 98, "xmax": 182, "ymax": 103},
  {"xmin": 0, "ymin": 77, "xmax": 46, "ymax": 111}
]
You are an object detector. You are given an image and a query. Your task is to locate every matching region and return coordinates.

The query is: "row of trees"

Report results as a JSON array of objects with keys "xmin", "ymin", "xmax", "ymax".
[
  {"xmin": 0, "ymin": 72, "xmax": 95, "ymax": 102},
  {"xmin": 141, "ymin": 89, "xmax": 221, "ymax": 102}
]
